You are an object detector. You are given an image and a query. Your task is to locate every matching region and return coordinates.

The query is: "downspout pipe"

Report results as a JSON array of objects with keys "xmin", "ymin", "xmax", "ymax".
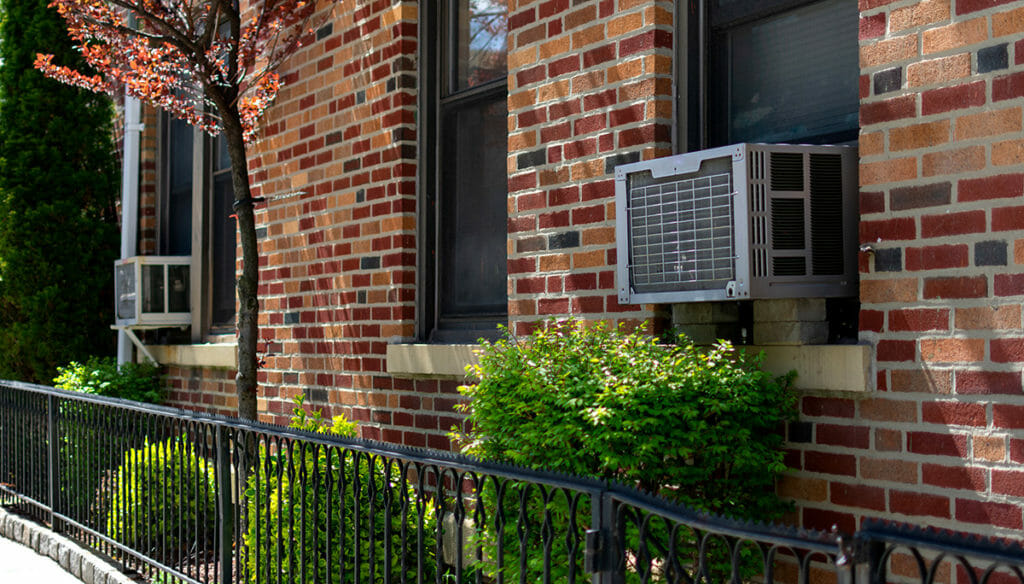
[{"xmin": 116, "ymin": 94, "xmax": 142, "ymax": 366}]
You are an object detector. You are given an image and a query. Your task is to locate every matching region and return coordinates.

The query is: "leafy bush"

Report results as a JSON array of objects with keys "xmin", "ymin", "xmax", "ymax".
[
  {"xmin": 455, "ymin": 319, "xmax": 797, "ymax": 581},
  {"xmin": 243, "ymin": 397, "xmax": 437, "ymax": 584},
  {"xmin": 105, "ymin": 436, "xmax": 218, "ymax": 565},
  {"xmin": 53, "ymin": 357, "xmax": 163, "ymax": 526},
  {"xmin": 54, "ymin": 356, "xmax": 163, "ymax": 403}
]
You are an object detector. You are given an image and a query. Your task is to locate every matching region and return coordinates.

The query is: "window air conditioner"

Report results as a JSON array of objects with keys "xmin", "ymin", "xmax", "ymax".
[
  {"xmin": 114, "ymin": 256, "xmax": 191, "ymax": 327},
  {"xmin": 614, "ymin": 143, "xmax": 858, "ymax": 304}
]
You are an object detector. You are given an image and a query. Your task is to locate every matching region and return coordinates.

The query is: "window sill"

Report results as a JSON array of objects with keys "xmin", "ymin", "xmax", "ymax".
[
  {"xmin": 386, "ymin": 344, "xmax": 480, "ymax": 379},
  {"xmin": 386, "ymin": 342, "xmax": 872, "ymax": 392},
  {"xmin": 149, "ymin": 343, "xmax": 237, "ymax": 369},
  {"xmin": 744, "ymin": 344, "xmax": 871, "ymax": 393}
]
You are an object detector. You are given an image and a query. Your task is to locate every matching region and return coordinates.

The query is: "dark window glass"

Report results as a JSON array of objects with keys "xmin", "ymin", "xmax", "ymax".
[
  {"xmin": 705, "ymin": 0, "xmax": 858, "ymax": 147},
  {"xmin": 440, "ymin": 98, "xmax": 509, "ymax": 318},
  {"xmin": 162, "ymin": 116, "xmax": 193, "ymax": 255},
  {"xmin": 455, "ymin": 0, "xmax": 508, "ymax": 90},
  {"xmin": 211, "ymin": 135, "xmax": 236, "ymax": 328},
  {"xmin": 141, "ymin": 265, "xmax": 164, "ymax": 313}
]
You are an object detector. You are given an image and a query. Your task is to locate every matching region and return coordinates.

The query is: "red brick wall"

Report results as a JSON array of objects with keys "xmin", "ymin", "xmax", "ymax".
[
  {"xmin": 505, "ymin": 0, "xmax": 673, "ymax": 335},
  {"xmin": 778, "ymin": 0, "xmax": 1024, "ymax": 537},
  {"xmin": 158, "ymin": 0, "xmax": 670, "ymax": 432},
  {"xmin": 151, "ymin": 2, "xmax": 463, "ymax": 452},
  {"xmin": 137, "ymin": 107, "xmax": 159, "ymax": 256},
  {"xmin": 165, "ymin": 366, "xmax": 237, "ymax": 417}
]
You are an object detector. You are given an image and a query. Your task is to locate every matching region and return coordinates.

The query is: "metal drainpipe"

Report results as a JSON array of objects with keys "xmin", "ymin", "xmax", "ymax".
[{"xmin": 116, "ymin": 94, "xmax": 142, "ymax": 366}]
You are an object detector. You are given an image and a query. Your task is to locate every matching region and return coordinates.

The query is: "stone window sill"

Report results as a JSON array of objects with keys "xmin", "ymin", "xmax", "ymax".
[
  {"xmin": 149, "ymin": 343, "xmax": 237, "ymax": 369},
  {"xmin": 386, "ymin": 344, "xmax": 481, "ymax": 379},
  {"xmin": 386, "ymin": 343, "xmax": 872, "ymax": 393}
]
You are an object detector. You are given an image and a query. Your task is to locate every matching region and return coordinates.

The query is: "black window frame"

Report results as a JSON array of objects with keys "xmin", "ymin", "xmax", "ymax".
[{"xmin": 419, "ymin": 0, "xmax": 509, "ymax": 343}]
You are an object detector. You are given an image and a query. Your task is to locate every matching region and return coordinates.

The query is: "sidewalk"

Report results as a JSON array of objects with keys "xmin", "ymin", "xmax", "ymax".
[
  {"xmin": 0, "ymin": 535, "xmax": 84, "ymax": 584},
  {"xmin": 0, "ymin": 506, "xmax": 135, "ymax": 584}
]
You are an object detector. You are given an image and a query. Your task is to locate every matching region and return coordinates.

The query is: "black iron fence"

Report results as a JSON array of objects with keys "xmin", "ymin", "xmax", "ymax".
[{"xmin": 1, "ymin": 379, "xmax": 1022, "ymax": 584}]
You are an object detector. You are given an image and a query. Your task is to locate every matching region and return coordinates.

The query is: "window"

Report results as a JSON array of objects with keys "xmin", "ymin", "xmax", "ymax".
[
  {"xmin": 671, "ymin": 0, "xmax": 861, "ymax": 346},
  {"xmin": 680, "ymin": 0, "xmax": 859, "ymax": 151},
  {"xmin": 158, "ymin": 112, "xmax": 236, "ymax": 340},
  {"xmin": 420, "ymin": 0, "xmax": 509, "ymax": 342}
]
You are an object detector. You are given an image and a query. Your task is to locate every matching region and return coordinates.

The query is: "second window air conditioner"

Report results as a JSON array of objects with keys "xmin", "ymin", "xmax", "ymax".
[
  {"xmin": 614, "ymin": 143, "xmax": 858, "ymax": 305},
  {"xmin": 114, "ymin": 256, "xmax": 191, "ymax": 327}
]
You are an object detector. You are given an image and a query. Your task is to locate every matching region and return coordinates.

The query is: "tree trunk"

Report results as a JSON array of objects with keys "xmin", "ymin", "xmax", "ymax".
[{"xmin": 221, "ymin": 109, "xmax": 259, "ymax": 421}]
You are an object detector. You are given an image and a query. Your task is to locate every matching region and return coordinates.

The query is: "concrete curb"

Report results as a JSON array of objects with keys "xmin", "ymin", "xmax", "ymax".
[{"xmin": 0, "ymin": 506, "xmax": 136, "ymax": 584}]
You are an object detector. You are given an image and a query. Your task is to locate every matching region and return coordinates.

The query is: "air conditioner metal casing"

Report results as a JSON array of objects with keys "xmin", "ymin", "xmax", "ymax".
[
  {"xmin": 114, "ymin": 256, "xmax": 191, "ymax": 327},
  {"xmin": 615, "ymin": 143, "xmax": 858, "ymax": 304}
]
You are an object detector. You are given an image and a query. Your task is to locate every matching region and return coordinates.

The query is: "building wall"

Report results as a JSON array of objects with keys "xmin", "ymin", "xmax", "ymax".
[
  {"xmin": 137, "ymin": 0, "xmax": 1024, "ymax": 537},
  {"xmin": 504, "ymin": 0, "xmax": 671, "ymax": 334},
  {"xmin": 779, "ymin": 0, "xmax": 1024, "ymax": 537},
  {"xmin": 246, "ymin": 2, "xmax": 421, "ymax": 425}
]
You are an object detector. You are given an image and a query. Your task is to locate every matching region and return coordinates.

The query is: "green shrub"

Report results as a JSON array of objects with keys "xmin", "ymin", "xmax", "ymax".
[
  {"xmin": 53, "ymin": 357, "xmax": 162, "ymax": 526},
  {"xmin": 54, "ymin": 356, "xmax": 163, "ymax": 403},
  {"xmin": 455, "ymin": 319, "xmax": 797, "ymax": 581},
  {"xmin": 105, "ymin": 436, "xmax": 218, "ymax": 565},
  {"xmin": 243, "ymin": 397, "xmax": 438, "ymax": 584}
]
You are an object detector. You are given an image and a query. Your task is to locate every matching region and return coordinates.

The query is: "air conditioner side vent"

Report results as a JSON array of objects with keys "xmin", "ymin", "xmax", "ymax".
[
  {"xmin": 773, "ymin": 256, "xmax": 807, "ymax": 276},
  {"xmin": 810, "ymin": 153, "xmax": 846, "ymax": 275},
  {"xmin": 750, "ymin": 149, "xmax": 766, "ymax": 181},
  {"xmin": 770, "ymin": 152, "xmax": 804, "ymax": 191},
  {"xmin": 770, "ymin": 198, "xmax": 806, "ymax": 252}
]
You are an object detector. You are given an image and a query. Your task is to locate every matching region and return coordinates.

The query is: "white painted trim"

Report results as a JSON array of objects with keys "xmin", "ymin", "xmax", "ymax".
[{"xmin": 117, "ymin": 94, "xmax": 143, "ymax": 366}]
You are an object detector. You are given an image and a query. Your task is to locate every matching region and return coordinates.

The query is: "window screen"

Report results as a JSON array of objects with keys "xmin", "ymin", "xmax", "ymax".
[
  {"xmin": 162, "ymin": 116, "xmax": 193, "ymax": 255},
  {"xmin": 707, "ymin": 0, "xmax": 858, "ymax": 147},
  {"xmin": 440, "ymin": 98, "xmax": 508, "ymax": 318},
  {"xmin": 210, "ymin": 135, "xmax": 236, "ymax": 328}
]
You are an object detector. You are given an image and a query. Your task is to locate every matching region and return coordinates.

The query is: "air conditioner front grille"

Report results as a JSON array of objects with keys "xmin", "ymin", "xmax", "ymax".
[{"xmin": 628, "ymin": 169, "xmax": 735, "ymax": 292}]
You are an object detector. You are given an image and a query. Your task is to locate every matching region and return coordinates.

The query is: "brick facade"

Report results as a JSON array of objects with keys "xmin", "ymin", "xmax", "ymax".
[
  {"xmin": 780, "ymin": 0, "xmax": 1024, "ymax": 536},
  {"xmin": 505, "ymin": 0, "xmax": 671, "ymax": 333},
  {"xmin": 126, "ymin": 0, "xmax": 1024, "ymax": 538}
]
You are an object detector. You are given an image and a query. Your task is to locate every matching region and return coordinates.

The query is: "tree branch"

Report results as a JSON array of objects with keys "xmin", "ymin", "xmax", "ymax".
[{"xmin": 104, "ymin": 0, "xmax": 204, "ymax": 59}]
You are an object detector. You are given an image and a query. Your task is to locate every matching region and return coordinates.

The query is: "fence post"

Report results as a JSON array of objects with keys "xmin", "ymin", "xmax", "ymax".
[
  {"xmin": 587, "ymin": 487, "xmax": 605, "ymax": 584},
  {"xmin": 867, "ymin": 539, "xmax": 885, "ymax": 584},
  {"xmin": 215, "ymin": 424, "xmax": 234, "ymax": 584},
  {"xmin": 839, "ymin": 533, "xmax": 886, "ymax": 584},
  {"xmin": 587, "ymin": 486, "xmax": 620, "ymax": 584},
  {"xmin": 46, "ymin": 394, "xmax": 61, "ymax": 533}
]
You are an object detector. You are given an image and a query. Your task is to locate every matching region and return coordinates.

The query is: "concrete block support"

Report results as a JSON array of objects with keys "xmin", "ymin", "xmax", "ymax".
[
  {"xmin": 671, "ymin": 302, "xmax": 743, "ymax": 344},
  {"xmin": 752, "ymin": 299, "xmax": 829, "ymax": 345}
]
